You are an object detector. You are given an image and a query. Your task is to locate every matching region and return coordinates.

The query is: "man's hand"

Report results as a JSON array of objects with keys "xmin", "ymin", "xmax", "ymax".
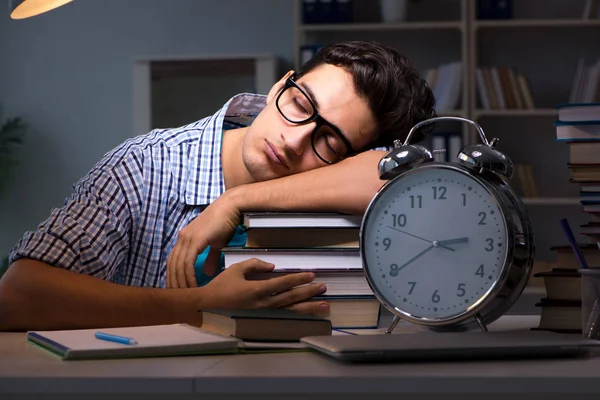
[
  {"xmin": 198, "ymin": 258, "xmax": 330, "ymax": 317},
  {"xmin": 167, "ymin": 193, "xmax": 241, "ymax": 288}
]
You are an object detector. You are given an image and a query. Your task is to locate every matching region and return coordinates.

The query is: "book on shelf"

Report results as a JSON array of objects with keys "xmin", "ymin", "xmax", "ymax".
[
  {"xmin": 516, "ymin": 73, "xmax": 535, "ymax": 109},
  {"xmin": 313, "ymin": 295, "xmax": 381, "ymax": 329},
  {"xmin": 568, "ymin": 58, "xmax": 600, "ymax": 104},
  {"xmin": 557, "ymin": 102, "xmax": 600, "ymax": 123},
  {"xmin": 245, "ymin": 227, "xmax": 359, "ymax": 248},
  {"xmin": 200, "ymin": 308, "xmax": 332, "ymax": 341},
  {"xmin": 583, "ymin": 0, "xmax": 600, "ymax": 19},
  {"xmin": 510, "ymin": 163, "xmax": 538, "ymax": 198},
  {"xmin": 246, "ymin": 269, "xmax": 373, "ymax": 296},
  {"xmin": 431, "ymin": 61, "xmax": 462, "ymax": 112},
  {"xmin": 551, "ymin": 243, "xmax": 600, "ymax": 269},
  {"xmin": 477, "ymin": 0, "xmax": 512, "ymax": 20},
  {"xmin": 476, "ymin": 66, "xmax": 534, "ymax": 110},
  {"xmin": 429, "ymin": 131, "xmax": 463, "ymax": 163},
  {"xmin": 299, "ymin": 44, "xmax": 323, "ymax": 65},
  {"xmin": 242, "ymin": 212, "xmax": 362, "ymax": 229},
  {"xmin": 26, "ymin": 323, "xmax": 309, "ymax": 361},
  {"xmin": 534, "ymin": 298, "xmax": 582, "ymax": 334},
  {"xmin": 533, "ymin": 269, "xmax": 581, "ymax": 302},
  {"xmin": 223, "ymin": 247, "xmax": 362, "ymax": 270},
  {"xmin": 301, "ymin": 0, "xmax": 353, "ymax": 24}
]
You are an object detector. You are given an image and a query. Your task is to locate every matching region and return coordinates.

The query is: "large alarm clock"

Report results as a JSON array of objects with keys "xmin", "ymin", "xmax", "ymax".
[{"xmin": 360, "ymin": 116, "xmax": 535, "ymax": 333}]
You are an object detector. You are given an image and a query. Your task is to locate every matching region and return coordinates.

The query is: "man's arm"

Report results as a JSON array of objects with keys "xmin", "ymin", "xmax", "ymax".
[
  {"xmin": 168, "ymin": 151, "xmax": 387, "ymax": 287},
  {"xmin": 0, "ymin": 259, "xmax": 203, "ymax": 331},
  {"xmin": 0, "ymin": 258, "xmax": 325, "ymax": 331},
  {"xmin": 228, "ymin": 150, "xmax": 388, "ymax": 214}
]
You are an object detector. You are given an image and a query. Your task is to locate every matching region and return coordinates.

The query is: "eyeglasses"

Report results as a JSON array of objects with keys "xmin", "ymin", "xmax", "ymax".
[{"xmin": 275, "ymin": 75, "xmax": 355, "ymax": 164}]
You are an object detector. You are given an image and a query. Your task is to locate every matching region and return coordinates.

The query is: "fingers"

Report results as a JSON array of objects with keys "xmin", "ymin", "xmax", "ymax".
[
  {"xmin": 287, "ymin": 301, "xmax": 330, "ymax": 318},
  {"xmin": 182, "ymin": 243, "xmax": 200, "ymax": 288},
  {"xmin": 234, "ymin": 258, "xmax": 276, "ymax": 274},
  {"xmin": 259, "ymin": 270, "xmax": 318, "ymax": 296},
  {"xmin": 267, "ymin": 281, "xmax": 327, "ymax": 308}
]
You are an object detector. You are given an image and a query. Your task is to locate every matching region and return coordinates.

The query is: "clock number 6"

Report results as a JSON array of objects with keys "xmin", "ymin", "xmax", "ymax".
[{"xmin": 432, "ymin": 290, "xmax": 440, "ymax": 303}]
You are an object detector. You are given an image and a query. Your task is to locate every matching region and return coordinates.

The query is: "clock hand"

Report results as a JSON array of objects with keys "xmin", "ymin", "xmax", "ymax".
[
  {"xmin": 438, "ymin": 237, "xmax": 469, "ymax": 246},
  {"xmin": 386, "ymin": 226, "xmax": 436, "ymax": 245},
  {"xmin": 395, "ymin": 244, "xmax": 435, "ymax": 273},
  {"xmin": 435, "ymin": 237, "xmax": 469, "ymax": 251},
  {"xmin": 386, "ymin": 226, "xmax": 457, "ymax": 251}
]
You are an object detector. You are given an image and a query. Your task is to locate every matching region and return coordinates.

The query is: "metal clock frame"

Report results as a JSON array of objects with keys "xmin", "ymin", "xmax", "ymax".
[{"xmin": 359, "ymin": 116, "xmax": 535, "ymax": 333}]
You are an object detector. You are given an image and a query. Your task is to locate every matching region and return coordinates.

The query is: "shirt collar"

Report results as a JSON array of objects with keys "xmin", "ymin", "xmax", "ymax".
[{"xmin": 184, "ymin": 93, "xmax": 267, "ymax": 206}]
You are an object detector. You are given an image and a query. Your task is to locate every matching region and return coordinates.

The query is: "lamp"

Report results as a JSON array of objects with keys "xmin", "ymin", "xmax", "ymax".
[{"xmin": 10, "ymin": 0, "xmax": 72, "ymax": 19}]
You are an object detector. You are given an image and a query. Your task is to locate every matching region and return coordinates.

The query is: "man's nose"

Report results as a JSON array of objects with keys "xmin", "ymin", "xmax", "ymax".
[{"xmin": 282, "ymin": 123, "xmax": 314, "ymax": 156}]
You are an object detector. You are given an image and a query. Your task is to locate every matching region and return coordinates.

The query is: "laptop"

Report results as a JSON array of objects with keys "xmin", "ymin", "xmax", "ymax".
[{"xmin": 301, "ymin": 330, "xmax": 600, "ymax": 363}]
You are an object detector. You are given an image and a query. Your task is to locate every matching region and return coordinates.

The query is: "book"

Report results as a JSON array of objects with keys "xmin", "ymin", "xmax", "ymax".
[
  {"xmin": 200, "ymin": 308, "xmax": 332, "ymax": 341},
  {"xmin": 551, "ymin": 244, "xmax": 600, "ymax": 268},
  {"xmin": 557, "ymin": 102, "xmax": 600, "ymax": 123},
  {"xmin": 246, "ymin": 269, "xmax": 373, "ymax": 296},
  {"xmin": 580, "ymin": 182, "xmax": 600, "ymax": 193},
  {"xmin": 534, "ymin": 299, "xmax": 582, "ymax": 333},
  {"xmin": 568, "ymin": 163, "xmax": 600, "ymax": 182},
  {"xmin": 477, "ymin": 0, "xmax": 512, "ymax": 20},
  {"xmin": 556, "ymin": 121, "xmax": 600, "ymax": 141},
  {"xmin": 242, "ymin": 212, "xmax": 362, "ymax": 228},
  {"xmin": 245, "ymin": 227, "xmax": 359, "ymax": 248},
  {"xmin": 314, "ymin": 295, "xmax": 381, "ymax": 329},
  {"xmin": 568, "ymin": 141, "xmax": 600, "ymax": 164},
  {"xmin": 222, "ymin": 247, "xmax": 362, "ymax": 270},
  {"xmin": 27, "ymin": 324, "xmax": 242, "ymax": 360},
  {"xmin": 533, "ymin": 270, "xmax": 581, "ymax": 301}
]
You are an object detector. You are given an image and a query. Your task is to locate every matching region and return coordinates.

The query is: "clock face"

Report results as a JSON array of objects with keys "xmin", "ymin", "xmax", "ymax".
[{"xmin": 361, "ymin": 165, "xmax": 509, "ymax": 322}]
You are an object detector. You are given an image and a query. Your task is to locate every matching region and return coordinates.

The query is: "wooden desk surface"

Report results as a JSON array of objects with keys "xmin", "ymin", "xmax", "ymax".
[{"xmin": 2, "ymin": 315, "xmax": 600, "ymax": 398}]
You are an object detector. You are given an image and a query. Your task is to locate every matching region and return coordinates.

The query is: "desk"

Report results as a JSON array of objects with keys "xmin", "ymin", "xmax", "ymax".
[{"xmin": 1, "ymin": 315, "xmax": 600, "ymax": 399}]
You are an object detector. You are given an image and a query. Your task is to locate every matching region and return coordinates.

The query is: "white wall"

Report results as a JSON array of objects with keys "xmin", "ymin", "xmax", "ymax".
[{"xmin": 0, "ymin": 0, "xmax": 295, "ymax": 256}]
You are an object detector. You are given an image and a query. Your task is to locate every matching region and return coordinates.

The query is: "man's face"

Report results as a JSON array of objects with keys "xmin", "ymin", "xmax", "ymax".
[{"xmin": 242, "ymin": 64, "xmax": 377, "ymax": 182}]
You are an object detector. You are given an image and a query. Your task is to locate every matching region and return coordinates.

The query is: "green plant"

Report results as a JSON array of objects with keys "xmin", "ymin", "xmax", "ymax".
[{"xmin": 0, "ymin": 111, "xmax": 27, "ymax": 197}]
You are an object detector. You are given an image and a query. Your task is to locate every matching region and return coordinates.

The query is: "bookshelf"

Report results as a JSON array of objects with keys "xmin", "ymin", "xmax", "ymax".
[{"xmin": 293, "ymin": 0, "xmax": 600, "ymax": 259}]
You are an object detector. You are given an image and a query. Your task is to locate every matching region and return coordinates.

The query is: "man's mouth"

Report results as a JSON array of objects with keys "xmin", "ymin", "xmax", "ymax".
[{"xmin": 265, "ymin": 140, "xmax": 289, "ymax": 169}]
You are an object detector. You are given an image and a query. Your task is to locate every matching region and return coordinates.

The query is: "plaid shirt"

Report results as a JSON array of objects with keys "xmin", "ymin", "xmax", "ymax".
[{"xmin": 9, "ymin": 93, "xmax": 266, "ymax": 288}]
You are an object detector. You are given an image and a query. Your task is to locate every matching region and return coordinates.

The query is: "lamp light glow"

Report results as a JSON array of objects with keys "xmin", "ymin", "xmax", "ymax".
[{"xmin": 10, "ymin": 0, "xmax": 72, "ymax": 19}]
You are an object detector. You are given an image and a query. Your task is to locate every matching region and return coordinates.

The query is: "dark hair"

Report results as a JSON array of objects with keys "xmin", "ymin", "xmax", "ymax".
[{"xmin": 297, "ymin": 40, "xmax": 436, "ymax": 149}]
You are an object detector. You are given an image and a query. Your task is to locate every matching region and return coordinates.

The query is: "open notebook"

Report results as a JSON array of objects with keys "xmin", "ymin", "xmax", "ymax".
[{"xmin": 27, "ymin": 323, "xmax": 307, "ymax": 360}]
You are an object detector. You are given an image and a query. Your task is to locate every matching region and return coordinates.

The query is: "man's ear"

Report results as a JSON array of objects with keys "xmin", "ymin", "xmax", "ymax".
[{"xmin": 266, "ymin": 70, "xmax": 295, "ymax": 103}]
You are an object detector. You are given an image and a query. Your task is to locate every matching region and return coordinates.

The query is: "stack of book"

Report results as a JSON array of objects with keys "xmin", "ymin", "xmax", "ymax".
[
  {"xmin": 222, "ymin": 212, "xmax": 381, "ymax": 329},
  {"xmin": 533, "ymin": 242, "xmax": 600, "ymax": 333},
  {"xmin": 556, "ymin": 103, "xmax": 600, "ymax": 244},
  {"xmin": 533, "ymin": 246, "xmax": 582, "ymax": 333},
  {"xmin": 535, "ymin": 102, "xmax": 600, "ymax": 333}
]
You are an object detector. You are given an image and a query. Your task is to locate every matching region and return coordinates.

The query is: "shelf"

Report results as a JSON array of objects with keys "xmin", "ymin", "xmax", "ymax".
[
  {"xmin": 522, "ymin": 197, "xmax": 580, "ymax": 206},
  {"xmin": 474, "ymin": 109, "xmax": 557, "ymax": 118},
  {"xmin": 299, "ymin": 21, "xmax": 463, "ymax": 32},
  {"xmin": 474, "ymin": 19, "xmax": 600, "ymax": 29}
]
